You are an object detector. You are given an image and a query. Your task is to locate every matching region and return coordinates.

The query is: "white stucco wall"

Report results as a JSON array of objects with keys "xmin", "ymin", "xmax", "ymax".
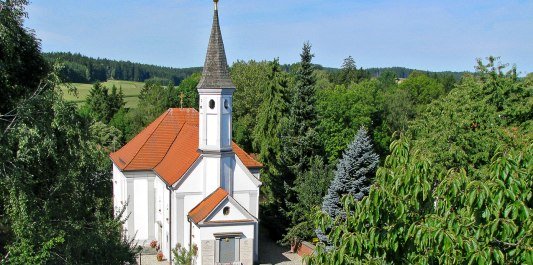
[
  {"xmin": 112, "ymin": 164, "xmax": 127, "ymax": 218},
  {"xmin": 112, "ymin": 146, "xmax": 261, "ymax": 262},
  {"xmin": 206, "ymin": 199, "xmax": 248, "ymax": 222}
]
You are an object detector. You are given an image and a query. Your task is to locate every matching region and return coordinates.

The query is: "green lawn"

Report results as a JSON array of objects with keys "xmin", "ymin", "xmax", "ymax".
[{"xmin": 61, "ymin": 80, "xmax": 144, "ymax": 108}]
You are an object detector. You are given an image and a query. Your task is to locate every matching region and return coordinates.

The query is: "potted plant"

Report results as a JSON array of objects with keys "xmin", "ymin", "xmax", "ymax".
[
  {"xmin": 290, "ymin": 237, "xmax": 301, "ymax": 253},
  {"xmin": 156, "ymin": 251, "xmax": 164, "ymax": 262},
  {"xmin": 150, "ymin": 240, "xmax": 158, "ymax": 248}
]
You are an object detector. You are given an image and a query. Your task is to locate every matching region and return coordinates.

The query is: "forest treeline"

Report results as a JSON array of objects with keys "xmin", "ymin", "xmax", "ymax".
[
  {"xmin": 44, "ymin": 51, "xmax": 467, "ymax": 87},
  {"xmin": 43, "ymin": 52, "xmax": 202, "ymax": 85},
  {"xmin": 2, "ymin": 0, "xmax": 532, "ymax": 264}
]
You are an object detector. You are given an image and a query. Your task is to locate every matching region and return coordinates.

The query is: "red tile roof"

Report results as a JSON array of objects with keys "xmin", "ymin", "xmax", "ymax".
[
  {"xmin": 110, "ymin": 108, "xmax": 262, "ymax": 185},
  {"xmin": 232, "ymin": 142, "xmax": 263, "ymax": 169},
  {"xmin": 188, "ymin": 188, "xmax": 228, "ymax": 223}
]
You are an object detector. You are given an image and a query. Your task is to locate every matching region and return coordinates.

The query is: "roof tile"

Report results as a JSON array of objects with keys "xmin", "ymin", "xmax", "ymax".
[
  {"xmin": 188, "ymin": 187, "xmax": 228, "ymax": 223},
  {"xmin": 110, "ymin": 108, "xmax": 261, "ymax": 185}
]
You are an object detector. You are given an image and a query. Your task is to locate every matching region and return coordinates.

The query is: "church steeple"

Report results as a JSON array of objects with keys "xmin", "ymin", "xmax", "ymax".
[
  {"xmin": 197, "ymin": 0, "xmax": 234, "ymax": 153},
  {"xmin": 197, "ymin": 0, "xmax": 235, "ymax": 90},
  {"xmin": 197, "ymin": 1, "xmax": 236, "ymax": 195}
]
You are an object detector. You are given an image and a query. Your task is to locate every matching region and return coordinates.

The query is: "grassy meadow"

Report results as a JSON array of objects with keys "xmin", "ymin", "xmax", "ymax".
[{"xmin": 61, "ymin": 80, "xmax": 144, "ymax": 108}]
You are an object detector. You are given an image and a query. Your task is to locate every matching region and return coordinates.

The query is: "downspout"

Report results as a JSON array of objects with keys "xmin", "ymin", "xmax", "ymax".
[
  {"xmin": 188, "ymin": 218, "xmax": 193, "ymax": 249},
  {"xmin": 166, "ymin": 185, "xmax": 173, "ymax": 264}
]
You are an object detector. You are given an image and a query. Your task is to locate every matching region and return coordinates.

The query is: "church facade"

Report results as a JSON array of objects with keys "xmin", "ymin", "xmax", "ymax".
[{"xmin": 110, "ymin": 2, "xmax": 262, "ymax": 264}]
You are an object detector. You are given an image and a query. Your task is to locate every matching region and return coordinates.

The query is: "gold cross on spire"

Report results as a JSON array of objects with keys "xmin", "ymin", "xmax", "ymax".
[{"xmin": 179, "ymin": 92, "xmax": 185, "ymax": 108}]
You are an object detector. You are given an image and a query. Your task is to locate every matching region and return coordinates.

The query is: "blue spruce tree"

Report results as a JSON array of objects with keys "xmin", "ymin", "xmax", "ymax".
[{"xmin": 322, "ymin": 127, "xmax": 379, "ymax": 219}]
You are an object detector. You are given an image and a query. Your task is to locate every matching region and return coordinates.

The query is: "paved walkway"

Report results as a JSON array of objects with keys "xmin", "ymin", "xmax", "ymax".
[
  {"xmin": 137, "ymin": 253, "xmax": 167, "ymax": 265},
  {"xmin": 258, "ymin": 228, "xmax": 303, "ymax": 265},
  {"xmin": 137, "ymin": 228, "xmax": 303, "ymax": 265}
]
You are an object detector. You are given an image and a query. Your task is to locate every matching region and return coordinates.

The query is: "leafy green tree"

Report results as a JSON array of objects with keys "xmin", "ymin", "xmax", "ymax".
[
  {"xmin": 377, "ymin": 70, "xmax": 398, "ymax": 90},
  {"xmin": 0, "ymin": 2, "xmax": 136, "ymax": 262},
  {"xmin": 230, "ymin": 60, "xmax": 270, "ymax": 151},
  {"xmin": 0, "ymin": 0, "xmax": 49, "ymax": 118},
  {"xmin": 90, "ymin": 121, "xmax": 123, "ymax": 152},
  {"xmin": 382, "ymin": 88, "xmax": 415, "ymax": 134},
  {"xmin": 176, "ymin": 72, "xmax": 200, "ymax": 109},
  {"xmin": 317, "ymin": 80, "xmax": 382, "ymax": 163},
  {"xmin": 399, "ymin": 71, "xmax": 445, "ymax": 106},
  {"xmin": 309, "ymin": 58, "xmax": 533, "ymax": 264},
  {"xmin": 1, "ymin": 0, "xmax": 49, "ymax": 255},
  {"xmin": 109, "ymin": 108, "xmax": 135, "ymax": 142}
]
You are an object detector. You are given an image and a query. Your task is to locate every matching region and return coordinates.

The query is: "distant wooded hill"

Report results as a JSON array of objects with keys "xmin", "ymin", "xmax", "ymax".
[
  {"xmin": 43, "ymin": 52, "xmax": 202, "ymax": 85},
  {"xmin": 45, "ymin": 52, "xmax": 468, "ymax": 85},
  {"xmin": 319, "ymin": 65, "xmax": 468, "ymax": 79},
  {"xmin": 365, "ymin": 67, "xmax": 467, "ymax": 79}
]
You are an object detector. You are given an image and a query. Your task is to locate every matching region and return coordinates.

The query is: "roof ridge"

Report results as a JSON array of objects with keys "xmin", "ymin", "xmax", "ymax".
[
  {"xmin": 188, "ymin": 187, "xmax": 228, "ymax": 221},
  {"xmin": 124, "ymin": 110, "xmax": 170, "ymax": 169}
]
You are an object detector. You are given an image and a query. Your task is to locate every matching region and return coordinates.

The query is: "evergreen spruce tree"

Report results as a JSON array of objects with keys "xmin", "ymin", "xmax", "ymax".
[
  {"xmin": 280, "ymin": 42, "xmax": 322, "ymax": 242},
  {"xmin": 322, "ymin": 127, "xmax": 379, "ymax": 219},
  {"xmin": 108, "ymin": 84, "xmax": 125, "ymax": 118},
  {"xmin": 253, "ymin": 58, "xmax": 288, "ymax": 202},
  {"xmin": 282, "ymin": 41, "xmax": 320, "ymax": 178},
  {"xmin": 252, "ymin": 59, "xmax": 290, "ymax": 237},
  {"xmin": 86, "ymin": 82, "xmax": 111, "ymax": 122},
  {"xmin": 340, "ymin": 56, "xmax": 357, "ymax": 85}
]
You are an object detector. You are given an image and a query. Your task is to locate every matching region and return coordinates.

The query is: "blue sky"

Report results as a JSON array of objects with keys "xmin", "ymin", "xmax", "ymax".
[{"xmin": 25, "ymin": 0, "xmax": 533, "ymax": 73}]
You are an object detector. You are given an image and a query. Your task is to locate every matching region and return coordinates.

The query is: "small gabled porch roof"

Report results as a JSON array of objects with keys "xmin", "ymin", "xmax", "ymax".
[{"xmin": 188, "ymin": 188, "xmax": 257, "ymax": 226}]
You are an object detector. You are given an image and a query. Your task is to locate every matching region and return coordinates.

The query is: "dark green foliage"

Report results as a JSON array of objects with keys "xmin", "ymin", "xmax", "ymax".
[
  {"xmin": 317, "ymin": 80, "xmax": 382, "ymax": 163},
  {"xmin": 309, "ymin": 58, "xmax": 533, "ymax": 264},
  {"xmin": 3, "ymin": 91, "xmax": 136, "ymax": 264},
  {"xmin": 367, "ymin": 66, "xmax": 467, "ymax": 80},
  {"xmin": 283, "ymin": 156, "xmax": 332, "ymax": 243},
  {"xmin": 176, "ymin": 73, "xmax": 200, "ymax": 109},
  {"xmin": 328, "ymin": 56, "xmax": 371, "ymax": 85},
  {"xmin": 282, "ymin": 42, "xmax": 321, "ymax": 175},
  {"xmin": 44, "ymin": 52, "xmax": 202, "ymax": 85},
  {"xmin": 84, "ymin": 83, "xmax": 124, "ymax": 123},
  {"xmin": 0, "ymin": 2, "xmax": 136, "ymax": 262},
  {"xmin": 252, "ymin": 59, "xmax": 289, "ymax": 203},
  {"xmin": 230, "ymin": 60, "xmax": 270, "ymax": 151},
  {"xmin": 279, "ymin": 42, "xmax": 324, "ymax": 242},
  {"xmin": 409, "ymin": 57, "xmax": 531, "ymax": 171},
  {"xmin": 399, "ymin": 71, "xmax": 446, "ymax": 106},
  {"xmin": 0, "ymin": 0, "xmax": 49, "ymax": 117},
  {"xmin": 377, "ymin": 70, "xmax": 398, "ymax": 90},
  {"xmin": 252, "ymin": 59, "xmax": 290, "ymax": 238}
]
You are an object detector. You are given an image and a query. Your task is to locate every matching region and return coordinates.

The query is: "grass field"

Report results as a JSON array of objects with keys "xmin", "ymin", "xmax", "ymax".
[{"xmin": 61, "ymin": 80, "xmax": 144, "ymax": 108}]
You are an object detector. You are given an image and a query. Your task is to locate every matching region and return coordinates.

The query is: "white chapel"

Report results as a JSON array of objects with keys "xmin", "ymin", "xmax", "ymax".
[{"xmin": 110, "ymin": 1, "xmax": 262, "ymax": 264}]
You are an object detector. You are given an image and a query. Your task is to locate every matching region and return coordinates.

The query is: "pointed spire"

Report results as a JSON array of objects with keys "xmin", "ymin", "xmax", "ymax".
[{"xmin": 197, "ymin": 0, "xmax": 235, "ymax": 90}]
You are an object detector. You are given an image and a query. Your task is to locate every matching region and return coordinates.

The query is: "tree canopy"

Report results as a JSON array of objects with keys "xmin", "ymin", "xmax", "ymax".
[{"xmin": 308, "ymin": 58, "xmax": 532, "ymax": 264}]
